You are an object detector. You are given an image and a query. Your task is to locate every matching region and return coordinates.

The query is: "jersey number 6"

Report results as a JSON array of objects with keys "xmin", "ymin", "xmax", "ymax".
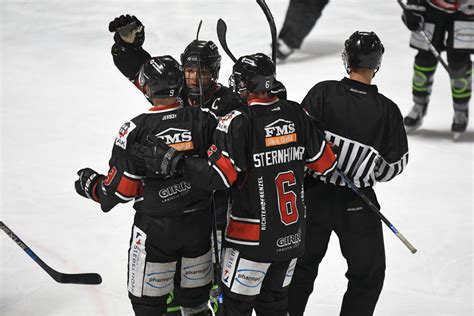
[{"xmin": 275, "ymin": 171, "xmax": 299, "ymax": 226}]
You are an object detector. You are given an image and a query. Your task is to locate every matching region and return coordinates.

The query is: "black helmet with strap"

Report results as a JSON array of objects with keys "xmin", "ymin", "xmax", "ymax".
[
  {"xmin": 230, "ymin": 53, "xmax": 276, "ymax": 93},
  {"xmin": 342, "ymin": 31, "xmax": 385, "ymax": 74},
  {"xmin": 138, "ymin": 55, "xmax": 183, "ymax": 99}
]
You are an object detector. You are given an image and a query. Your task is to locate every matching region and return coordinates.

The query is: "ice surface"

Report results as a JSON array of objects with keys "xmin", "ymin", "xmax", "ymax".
[{"xmin": 1, "ymin": 0, "xmax": 472, "ymax": 315}]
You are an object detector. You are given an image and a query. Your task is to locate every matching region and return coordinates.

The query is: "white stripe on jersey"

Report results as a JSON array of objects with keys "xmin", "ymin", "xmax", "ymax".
[
  {"xmin": 123, "ymin": 171, "xmax": 142, "ymax": 179},
  {"xmin": 212, "ymin": 164, "xmax": 231, "ymax": 188},
  {"xmin": 115, "ymin": 192, "xmax": 135, "ymax": 201},
  {"xmin": 230, "ymin": 214, "xmax": 260, "ymax": 223},
  {"xmin": 225, "ymin": 236, "xmax": 260, "ymax": 246},
  {"xmin": 306, "ymin": 139, "xmax": 327, "ymax": 163},
  {"xmin": 309, "ymin": 131, "xmax": 408, "ymax": 188}
]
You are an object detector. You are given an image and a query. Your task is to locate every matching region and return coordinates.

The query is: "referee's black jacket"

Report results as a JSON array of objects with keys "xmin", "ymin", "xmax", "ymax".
[{"xmin": 302, "ymin": 77, "xmax": 409, "ymax": 188}]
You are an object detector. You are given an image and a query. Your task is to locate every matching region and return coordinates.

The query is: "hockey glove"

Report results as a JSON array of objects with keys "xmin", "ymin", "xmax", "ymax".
[
  {"xmin": 132, "ymin": 135, "xmax": 184, "ymax": 178},
  {"xmin": 402, "ymin": 1, "xmax": 426, "ymax": 32},
  {"xmin": 75, "ymin": 168, "xmax": 103, "ymax": 202},
  {"xmin": 109, "ymin": 14, "xmax": 145, "ymax": 48}
]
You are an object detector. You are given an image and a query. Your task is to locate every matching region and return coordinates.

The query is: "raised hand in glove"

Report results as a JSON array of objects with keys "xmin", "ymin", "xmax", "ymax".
[
  {"xmin": 132, "ymin": 135, "xmax": 184, "ymax": 178},
  {"xmin": 402, "ymin": 1, "xmax": 426, "ymax": 32},
  {"xmin": 75, "ymin": 168, "xmax": 103, "ymax": 201},
  {"xmin": 109, "ymin": 14, "xmax": 145, "ymax": 48}
]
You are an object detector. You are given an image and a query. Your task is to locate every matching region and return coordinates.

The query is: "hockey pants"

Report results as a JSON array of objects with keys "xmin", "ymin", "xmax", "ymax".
[
  {"xmin": 128, "ymin": 210, "xmax": 213, "ymax": 316},
  {"xmin": 288, "ymin": 178, "xmax": 385, "ymax": 316}
]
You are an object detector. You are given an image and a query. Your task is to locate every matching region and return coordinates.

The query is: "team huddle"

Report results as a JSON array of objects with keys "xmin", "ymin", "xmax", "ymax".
[{"xmin": 72, "ymin": 1, "xmax": 474, "ymax": 314}]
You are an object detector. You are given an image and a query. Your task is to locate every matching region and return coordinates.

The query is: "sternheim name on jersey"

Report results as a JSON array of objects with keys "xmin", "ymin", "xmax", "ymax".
[{"xmin": 253, "ymin": 146, "xmax": 305, "ymax": 168}]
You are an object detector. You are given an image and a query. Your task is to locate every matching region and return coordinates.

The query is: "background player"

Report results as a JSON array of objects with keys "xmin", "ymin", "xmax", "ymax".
[
  {"xmin": 401, "ymin": 0, "xmax": 473, "ymax": 138},
  {"xmin": 276, "ymin": 0, "xmax": 330, "ymax": 61}
]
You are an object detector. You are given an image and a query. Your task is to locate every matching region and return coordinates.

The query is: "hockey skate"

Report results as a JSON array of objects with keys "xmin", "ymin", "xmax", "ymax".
[
  {"xmin": 452, "ymin": 110, "xmax": 468, "ymax": 141},
  {"xmin": 403, "ymin": 104, "xmax": 426, "ymax": 133},
  {"xmin": 276, "ymin": 39, "xmax": 294, "ymax": 62}
]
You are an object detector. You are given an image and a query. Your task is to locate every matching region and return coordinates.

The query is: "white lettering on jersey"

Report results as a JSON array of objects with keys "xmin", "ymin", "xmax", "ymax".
[
  {"xmin": 115, "ymin": 121, "xmax": 137, "ymax": 149},
  {"xmin": 162, "ymin": 114, "xmax": 177, "ymax": 120},
  {"xmin": 217, "ymin": 110, "xmax": 242, "ymax": 133},
  {"xmin": 155, "ymin": 128, "xmax": 193, "ymax": 151},
  {"xmin": 253, "ymin": 146, "xmax": 305, "ymax": 168},
  {"xmin": 258, "ymin": 176, "xmax": 267, "ymax": 231},
  {"xmin": 264, "ymin": 119, "xmax": 296, "ymax": 147}
]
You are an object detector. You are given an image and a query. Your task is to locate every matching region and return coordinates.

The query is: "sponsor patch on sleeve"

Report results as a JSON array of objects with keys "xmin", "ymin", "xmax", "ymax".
[
  {"xmin": 115, "ymin": 121, "xmax": 137, "ymax": 149},
  {"xmin": 216, "ymin": 110, "xmax": 241, "ymax": 133}
]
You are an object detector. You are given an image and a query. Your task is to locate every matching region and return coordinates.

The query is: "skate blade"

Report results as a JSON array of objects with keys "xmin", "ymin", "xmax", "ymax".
[{"xmin": 453, "ymin": 132, "xmax": 463, "ymax": 141}]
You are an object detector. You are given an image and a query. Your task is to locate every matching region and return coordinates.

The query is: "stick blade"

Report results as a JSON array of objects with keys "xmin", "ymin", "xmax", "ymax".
[
  {"xmin": 52, "ymin": 271, "xmax": 102, "ymax": 285},
  {"xmin": 216, "ymin": 18, "xmax": 237, "ymax": 62}
]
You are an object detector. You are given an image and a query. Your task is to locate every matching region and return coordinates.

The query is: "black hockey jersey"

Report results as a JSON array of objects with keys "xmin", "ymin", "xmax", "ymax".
[
  {"xmin": 206, "ymin": 96, "xmax": 337, "ymax": 261},
  {"xmin": 182, "ymin": 84, "xmax": 244, "ymax": 118},
  {"xmin": 302, "ymin": 78, "xmax": 409, "ymax": 188},
  {"xmin": 94, "ymin": 103, "xmax": 218, "ymax": 216}
]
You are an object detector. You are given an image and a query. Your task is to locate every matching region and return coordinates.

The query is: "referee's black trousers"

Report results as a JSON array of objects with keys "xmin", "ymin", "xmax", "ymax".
[{"xmin": 288, "ymin": 177, "xmax": 385, "ymax": 316}]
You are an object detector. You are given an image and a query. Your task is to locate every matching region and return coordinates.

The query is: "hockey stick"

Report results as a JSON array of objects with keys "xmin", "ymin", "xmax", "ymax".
[
  {"xmin": 210, "ymin": 197, "xmax": 224, "ymax": 315},
  {"xmin": 256, "ymin": 0, "xmax": 277, "ymax": 63},
  {"xmin": 335, "ymin": 171, "xmax": 418, "ymax": 254},
  {"xmin": 216, "ymin": 19, "xmax": 237, "ymax": 62},
  {"xmin": 195, "ymin": 20, "xmax": 205, "ymax": 107},
  {"xmin": 1, "ymin": 221, "xmax": 102, "ymax": 284},
  {"xmin": 397, "ymin": 0, "xmax": 453, "ymax": 76}
]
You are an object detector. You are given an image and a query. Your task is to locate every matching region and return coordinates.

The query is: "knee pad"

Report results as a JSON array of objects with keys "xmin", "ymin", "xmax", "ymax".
[
  {"xmin": 448, "ymin": 55, "xmax": 472, "ymax": 105},
  {"xmin": 128, "ymin": 225, "xmax": 177, "ymax": 298},
  {"xmin": 221, "ymin": 248, "xmax": 270, "ymax": 296},
  {"xmin": 181, "ymin": 249, "xmax": 213, "ymax": 289},
  {"xmin": 412, "ymin": 62, "xmax": 436, "ymax": 103}
]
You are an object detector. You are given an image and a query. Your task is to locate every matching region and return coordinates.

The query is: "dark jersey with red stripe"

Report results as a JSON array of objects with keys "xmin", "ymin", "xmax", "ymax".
[
  {"xmin": 207, "ymin": 97, "xmax": 337, "ymax": 261},
  {"xmin": 428, "ymin": 0, "xmax": 473, "ymax": 13},
  {"xmin": 95, "ymin": 103, "xmax": 218, "ymax": 216}
]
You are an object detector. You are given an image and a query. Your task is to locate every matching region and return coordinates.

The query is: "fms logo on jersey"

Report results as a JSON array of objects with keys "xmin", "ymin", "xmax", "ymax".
[
  {"xmin": 264, "ymin": 119, "xmax": 296, "ymax": 147},
  {"xmin": 155, "ymin": 128, "xmax": 194, "ymax": 151}
]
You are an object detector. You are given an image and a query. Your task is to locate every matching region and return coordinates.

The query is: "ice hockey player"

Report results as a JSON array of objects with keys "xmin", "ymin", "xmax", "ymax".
[
  {"xmin": 286, "ymin": 31, "xmax": 409, "ymax": 316},
  {"xmin": 108, "ymin": 14, "xmax": 243, "ymax": 116},
  {"xmin": 74, "ymin": 55, "xmax": 218, "ymax": 316},
  {"xmin": 134, "ymin": 53, "xmax": 337, "ymax": 315},
  {"xmin": 401, "ymin": 0, "xmax": 473, "ymax": 139},
  {"xmin": 276, "ymin": 0, "xmax": 330, "ymax": 61}
]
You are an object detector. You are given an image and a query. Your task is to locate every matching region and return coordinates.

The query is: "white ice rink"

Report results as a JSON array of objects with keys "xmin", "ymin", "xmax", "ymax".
[{"xmin": 1, "ymin": 0, "xmax": 473, "ymax": 315}]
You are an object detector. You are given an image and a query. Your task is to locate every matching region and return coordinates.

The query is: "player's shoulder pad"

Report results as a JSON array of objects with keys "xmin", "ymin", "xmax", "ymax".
[{"xmin": 216, "ymin": 109, "xmax": 246, "ymax": 133}]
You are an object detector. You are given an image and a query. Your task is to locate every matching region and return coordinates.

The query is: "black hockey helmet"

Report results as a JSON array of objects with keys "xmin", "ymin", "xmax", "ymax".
[
  {"xmin": 229, "ymin": 53, "xmax": 275, "ymax": 93},
  {"xmin": 342, "ymin": 31, "xmax": 384, "ymax": 74},
  {"xmin": 180, "ymin": 40, "xmax": 221, "ymax": 96},
  {"xmin": 138, "ymin": 55, "xmax": 183, "ymax": 99}
]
